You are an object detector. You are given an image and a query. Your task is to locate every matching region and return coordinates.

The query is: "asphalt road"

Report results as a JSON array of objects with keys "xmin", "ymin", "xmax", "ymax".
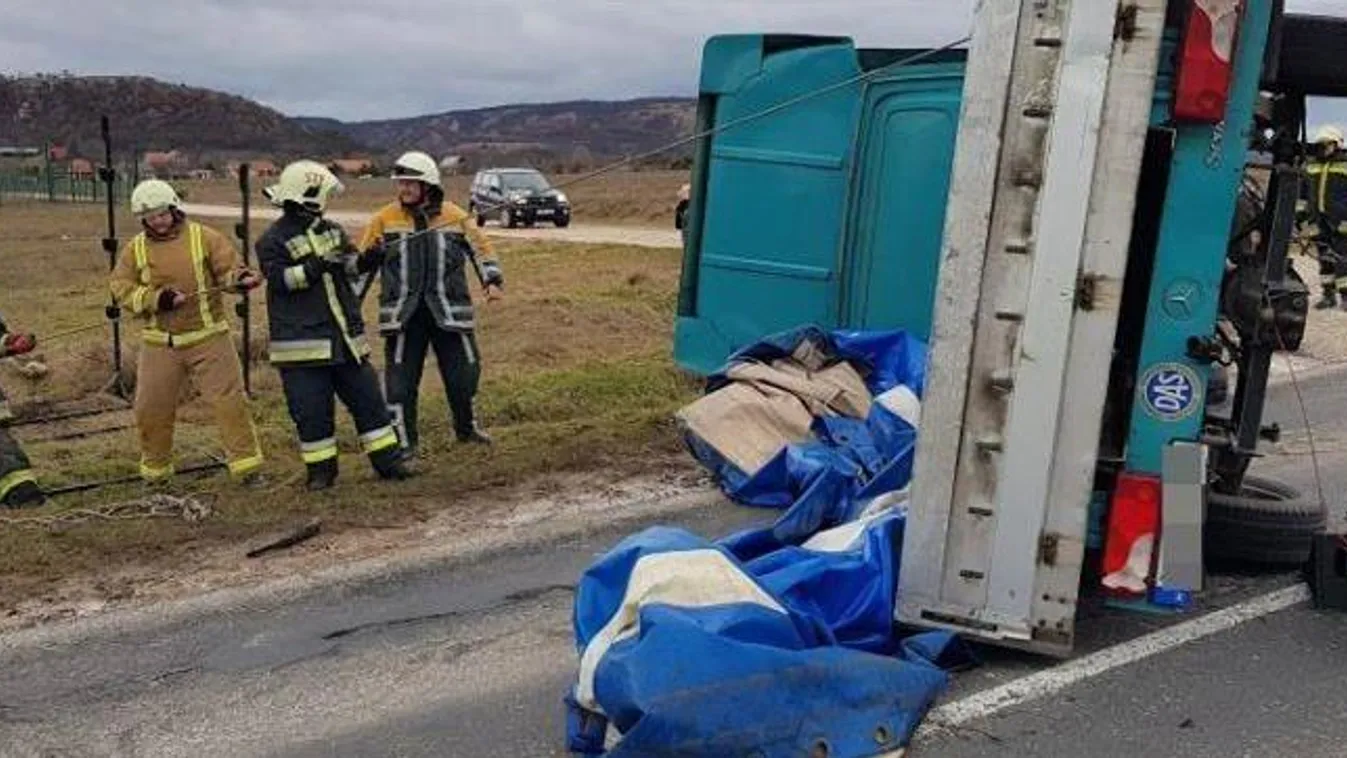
[{"xmin": 2, "ymin": 368, "xmax": 1346, "ymax": 758}]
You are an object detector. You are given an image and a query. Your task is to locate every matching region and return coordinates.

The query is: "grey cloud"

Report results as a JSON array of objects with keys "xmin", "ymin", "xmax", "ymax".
[
  {"xmin": 0, "ymin": 1, "xmax": 1340, "ymax": 121},
  {"xmin": 0, "ymin": 0, "xmax": 971, "ymax": 120}
]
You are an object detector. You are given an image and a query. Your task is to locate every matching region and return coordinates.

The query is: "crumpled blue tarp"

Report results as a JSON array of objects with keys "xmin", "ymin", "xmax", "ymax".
[
  {"xmin": 687, "ymin": 325, "xmax": 926, "ymax": 537},
  {"xmin": 564, "ymin": 327, "xmax": 973, "ymax": 757}
]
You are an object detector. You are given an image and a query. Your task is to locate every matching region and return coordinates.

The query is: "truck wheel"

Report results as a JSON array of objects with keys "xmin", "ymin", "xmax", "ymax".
[
  {"xmin": 555, "ymin": 215, "xmax": 571, "ymax": 228},
  {"xmin": 1205, "ymin": 475, "xmax": 1325, "ymax": 566}
]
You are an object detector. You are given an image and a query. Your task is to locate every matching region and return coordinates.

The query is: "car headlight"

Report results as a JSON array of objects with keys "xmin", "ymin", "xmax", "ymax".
[{"xmin": 555, "ymin": 192, "xmax": 568, "ymax": 204}]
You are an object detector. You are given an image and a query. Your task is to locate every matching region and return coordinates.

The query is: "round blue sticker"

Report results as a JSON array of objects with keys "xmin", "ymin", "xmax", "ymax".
[{"xmin": 1140, "ymin": 363, "xmax": 1203, "ymax": 421}]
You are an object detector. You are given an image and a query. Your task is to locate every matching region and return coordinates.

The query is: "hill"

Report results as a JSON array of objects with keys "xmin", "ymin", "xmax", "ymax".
[
  {"xmin": 1, "ymin": 73, "xmax": 698, "ymax": 168},
  {"xmin": 297, "ymin": 97, "xmax": 697, "ymax": 161},
  {"xmin": 0, "ymin": 74, "xmax": 363, "ymax": 159}
]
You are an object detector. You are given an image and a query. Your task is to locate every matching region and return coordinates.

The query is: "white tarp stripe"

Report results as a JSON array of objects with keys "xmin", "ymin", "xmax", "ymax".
[
  {"xmin": 877, "ymin": 385, "xmax": 922, "ymax": 428},
  {"xmin": 802, "ymin": 509, "xmax": 892, "ymax": 554},
  {"xmin": 574, "ymin": 549, "xmax": 788, "ymax": 714}
]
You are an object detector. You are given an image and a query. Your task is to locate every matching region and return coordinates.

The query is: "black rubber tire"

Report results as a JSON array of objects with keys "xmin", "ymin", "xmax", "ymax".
[
  {"xmin": 555, "ymin": 215, "xmax": 571, "ymax": 228},
  {"xmin": 1273, "ymin": 14, "xmax": 1347, "ymax": 98},
  {"xmin": 1205, "ymin": 475, "xmax": 1325, "ymax": 566}
]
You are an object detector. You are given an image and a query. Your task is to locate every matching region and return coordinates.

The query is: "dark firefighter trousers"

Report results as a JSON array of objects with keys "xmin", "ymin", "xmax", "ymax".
[
  {"xmin": 384, "ymin": 304, "xmax": 481, "ymax": 453},
  {"xmin": 1316, "ymin": 229, "xmax": 1347, "ymax": 295},
  {"xmin": 278, "ymin": 353, "xmax": 402, "ymax": 475}
]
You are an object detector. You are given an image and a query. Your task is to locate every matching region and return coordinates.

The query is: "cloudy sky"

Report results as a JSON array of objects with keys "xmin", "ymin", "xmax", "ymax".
[{"xmin": 1, "ymin": 0, "xmax": 1343, "ymax": 124}]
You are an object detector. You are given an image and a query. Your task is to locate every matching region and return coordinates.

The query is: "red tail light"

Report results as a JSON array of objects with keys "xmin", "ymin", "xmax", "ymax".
[
  {"xmin": 1101, "ymin": 472, "xmax": 1162, "ymax": 596},
  {"xmin": 1173, "ymin": 0, "xmax": 1244, "ymax": 123}
]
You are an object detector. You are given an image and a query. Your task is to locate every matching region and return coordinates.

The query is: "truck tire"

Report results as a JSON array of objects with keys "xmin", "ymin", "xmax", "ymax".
[{"xmin": 1205, "ymin": 475, "xmax": 1325, "ymax": 566}]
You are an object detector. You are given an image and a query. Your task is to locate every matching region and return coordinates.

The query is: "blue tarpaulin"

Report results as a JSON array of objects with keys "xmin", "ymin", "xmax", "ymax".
[{"xmin": 566, "ymin": 327, "xmax": 971, "ymax": 757}]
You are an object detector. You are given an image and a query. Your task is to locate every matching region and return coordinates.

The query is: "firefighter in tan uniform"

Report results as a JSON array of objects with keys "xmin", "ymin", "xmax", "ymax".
[
  {"xmin": 110, "ymin": 180, "xmax": 266, "ymax": 486},
  {"xmin": 0, "ymin": 321, "xmax": 44, "ymax": 508}
]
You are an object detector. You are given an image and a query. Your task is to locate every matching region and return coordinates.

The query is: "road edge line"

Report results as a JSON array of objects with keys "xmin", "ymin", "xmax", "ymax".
[{"xmin": 916, "ymin": 583, "xmax": 1312, "ymax": 741}]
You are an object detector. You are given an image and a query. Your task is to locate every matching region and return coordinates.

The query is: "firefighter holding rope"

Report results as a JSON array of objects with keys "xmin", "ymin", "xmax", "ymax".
[{"xmin": 109, "ymin": 180, "xmax": 267, "ymax": 488}]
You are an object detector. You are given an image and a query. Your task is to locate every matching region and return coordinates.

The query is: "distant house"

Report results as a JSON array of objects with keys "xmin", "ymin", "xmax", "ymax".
[
  {"xmin": 48, "ymin": 145, "xmax": 69, "ymax": 162},
  {"xmin": 226, "ymin": 160, "xmax": 279, "ymax": 179},
  {"xmin": 68, "ymin": 158, "xmax": 95, "ymax": 180},
  {"xmin": 439, "ymin": 155, "xmax": 465, "ymax": 176},
  {"xmin": 141, "ymin": 150, "xmax": 189, "ymax": 178},
  {"xmin": 329, "ymin": 158, "xmax": 374, "ymax": 176}
]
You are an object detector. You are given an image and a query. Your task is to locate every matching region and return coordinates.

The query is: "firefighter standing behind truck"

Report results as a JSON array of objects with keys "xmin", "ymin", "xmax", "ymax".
[
  {"xmin": 355, "ymin": 151, "xmax": 504, "ymax": 464},
  {"xmin": 255, "ymin": 161, "xmax": 412, "ymax": 491},
  {"xmin": 1299, "ymin": 125, "xmax": 1347, "ymax": 310},
  {"xmin": 110, "ymin": 180, "xmax": 266, "ymax": 487},
  {"xmin": 0, "ymin": 321, "xmax": 44, "ymax": 508}
]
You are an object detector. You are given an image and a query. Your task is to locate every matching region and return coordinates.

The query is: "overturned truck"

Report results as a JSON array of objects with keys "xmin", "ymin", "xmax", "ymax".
[{"xmin": 673, "ymin": 0, "xmax": 1347, "ymax": 654}]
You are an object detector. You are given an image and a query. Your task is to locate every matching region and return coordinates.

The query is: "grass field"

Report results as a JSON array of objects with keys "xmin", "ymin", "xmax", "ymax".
[
  {"xmin": 0, "ymin": 200, "xmax": 699, "ymax": 603},
  {"xmin": 177, "ymin": 169, "xmax": 689, "ymax": 227}
]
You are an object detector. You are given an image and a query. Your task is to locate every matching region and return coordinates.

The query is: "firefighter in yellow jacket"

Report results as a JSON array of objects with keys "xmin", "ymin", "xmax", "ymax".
[{"xmin": 110, "ymin": 179, "xmax": 266, "ymax": 486}]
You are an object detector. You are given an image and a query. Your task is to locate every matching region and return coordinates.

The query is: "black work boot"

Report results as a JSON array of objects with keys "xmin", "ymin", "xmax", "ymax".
[
  {"xmin": 1315, "ymin": 289, "xmax": 1338, "ymax": 309},
  {"xmin": 305, "ymin": 459, "xmax": 339, "ymax": 491},
  {"xmin": 371, "ymin": 449, "xmax": 416, "ymax": 481},
  {"xmin": 1, "ymin": 481, "xmax": 45, "ymax": 509}
]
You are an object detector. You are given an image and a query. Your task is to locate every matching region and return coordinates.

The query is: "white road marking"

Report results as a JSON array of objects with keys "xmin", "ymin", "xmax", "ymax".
[{"xmin": 916, "ymin": 583, "xmax": 1312, "ymax": 741}]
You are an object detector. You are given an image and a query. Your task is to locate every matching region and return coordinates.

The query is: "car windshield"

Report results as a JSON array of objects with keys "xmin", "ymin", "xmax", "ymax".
[{"xmin": 500, "ymin": 171, "xmax": 550, "ymax": 191}]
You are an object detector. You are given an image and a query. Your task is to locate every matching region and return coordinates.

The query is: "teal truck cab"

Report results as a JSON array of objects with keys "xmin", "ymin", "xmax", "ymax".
[{"xmin": 674, "ymin": 1, "xmax": 1347, "ymax": 650}]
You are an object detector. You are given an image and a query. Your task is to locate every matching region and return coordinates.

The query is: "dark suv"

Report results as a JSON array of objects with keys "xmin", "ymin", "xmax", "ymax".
[{"xmin": 468, "ymin": 168, "xmax": 572, "ymax": 228}]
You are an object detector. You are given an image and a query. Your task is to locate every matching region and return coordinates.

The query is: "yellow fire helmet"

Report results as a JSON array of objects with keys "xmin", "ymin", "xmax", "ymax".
[
  {"xmin": 1314, "ymin": 125, "xmax": 1345, "ymax": 149},
  {"xmin": 264, "ymin": 160, "xmax": 345, "ymax": 213},
  {"xmin": 129, "ymin": 179, "xmax": 183, "ymax": 216}
]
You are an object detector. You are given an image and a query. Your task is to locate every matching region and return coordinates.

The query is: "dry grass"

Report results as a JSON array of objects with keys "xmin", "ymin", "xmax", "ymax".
[
  {"xmin": 0, "ymin": 200, "xmax": 698, "ymax": 601},
  {"xmin": 177, "ymin": 169, "xmax": 690, "ymax": 227}
]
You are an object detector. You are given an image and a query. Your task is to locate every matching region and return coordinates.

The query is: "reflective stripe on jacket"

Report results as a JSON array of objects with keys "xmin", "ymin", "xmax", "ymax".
[
  {"xmin": 357, "ymin": 201, "xmax": 503, "ymax": 334},
  {"xmin": 1300, "ymin": 155, "xmax": 1347, "ymax": 236},
  {"xmin": 109, "ymin": 221, "xmax": 240, "ymax": 348},
  {"xmin": 256, "ymin": 212, "xmax": 370, "ymax": 367}
]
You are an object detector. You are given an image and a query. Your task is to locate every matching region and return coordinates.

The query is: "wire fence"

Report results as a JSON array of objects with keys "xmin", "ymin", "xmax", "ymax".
[{"xmin": 0, "ymin": 163, "xmax": 137, "ymax": 207}]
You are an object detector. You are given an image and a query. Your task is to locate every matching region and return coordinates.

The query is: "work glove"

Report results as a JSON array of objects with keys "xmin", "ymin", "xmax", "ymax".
[
  {"xmin": 300, "ymin": 256, "xmax": 339, "ymax": 283},
  {"xmin": 234, "ymin": 268, "xmax": 263, "ymax": 292},
  {"xmin": 355, "ymin": 242, "xmax": 387, "ymax": 274},
  {"xmin": 1, "ymin": 332, "xmax": 36, "ymax": 357}
]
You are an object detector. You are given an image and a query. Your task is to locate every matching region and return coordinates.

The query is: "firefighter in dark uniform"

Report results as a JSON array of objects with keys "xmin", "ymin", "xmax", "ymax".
[
  {"xmin": 1299, "ymin": 126, "xmax": 1347, "ymax": 310},
  {"xmin": 356, "ymin": 151, "xmax": 504, "ymax": 462},
  {"xmin": 256, "ymin": 161, "xmax": 412, "ymax": 490},
  {"xmin": 0, "ymin": 319, "xmax": 44, "ymax": 508}
]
